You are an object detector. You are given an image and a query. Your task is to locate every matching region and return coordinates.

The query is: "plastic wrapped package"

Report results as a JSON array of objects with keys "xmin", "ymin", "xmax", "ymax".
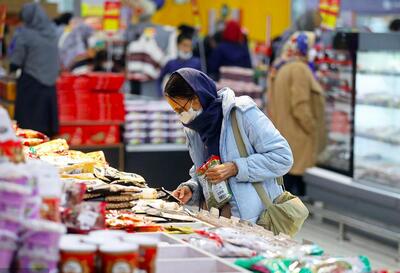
[
  {"xmin": 31, "ymin": 139, "xmax": 69, "ymax": 156},
  {"xmin": 250, "ymin": 256, "xmax": 371, "ymax": 273},
  {"xmin": 64, "ymin": 201, "xmax": 106, "ymax": 232},
  {"xmin": 26, "ymin": 160, "xmax": 63, "ymax": 221},
  {"xmin": 188, "ymin": 235, "xmax": 255, "ymax": 258},
  {"xmin": 196, "ymin": 156, "xmax": 232, "ymax": 209},
  {"xmin": 0, "ymin": 182, "xmax": 31, "ymax": 219},
  {"xmin": 0, "ymin": 230, "xmax": 18, "ymax": 269}
]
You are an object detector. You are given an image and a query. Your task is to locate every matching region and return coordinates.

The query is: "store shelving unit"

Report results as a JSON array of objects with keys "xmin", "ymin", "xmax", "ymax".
[{"xmin": 305, "ymin": 32, "xmax": 400, "ymax": 229}]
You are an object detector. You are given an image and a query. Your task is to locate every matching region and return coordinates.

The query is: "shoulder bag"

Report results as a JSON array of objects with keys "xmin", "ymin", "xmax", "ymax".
[{"xmin": 230, "ymin": 108, "xmax": 309, "ymax": 237}]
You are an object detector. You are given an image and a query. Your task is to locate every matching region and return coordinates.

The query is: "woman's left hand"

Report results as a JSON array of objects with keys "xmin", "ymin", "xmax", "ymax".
[{"xmin": 205, "ymin": 162, "xmax": 238, "ymax": 184}]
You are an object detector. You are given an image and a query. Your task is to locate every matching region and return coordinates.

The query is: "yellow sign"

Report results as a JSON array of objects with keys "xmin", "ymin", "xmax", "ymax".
[{"xmin": 319, "ymin": 0, "xmax": 341, "ymax": 30}]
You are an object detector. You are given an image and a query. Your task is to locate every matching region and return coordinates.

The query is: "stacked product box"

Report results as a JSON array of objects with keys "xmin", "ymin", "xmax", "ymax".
[
  {"xmin": 216, "ymin": 66, "xmax": 264, "ymax": 108},
  {"xmin": 124, "ymin": 99, "xmax": 185, "ymax": 145},
  {"xmin": 0, "ymin": 77, "xmax": 17, "ymax": 118},
  {"xmin": 57, "ymin": 73, "xmax": 125, "ymax": 146}
]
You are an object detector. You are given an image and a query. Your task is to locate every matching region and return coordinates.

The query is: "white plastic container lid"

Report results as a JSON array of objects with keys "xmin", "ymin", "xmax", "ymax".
[
  {"xmin": 100, "ymin": 242, "xmax": 138, "ymax": 254},
  {"xmin": 60, "ymin": 241, "xmax": 97, "ymax": 253},
  {"xmin": 122, "ymin": 235, "xmax": 159, "ymax": 246},
  {"xmin": 59, "ymin": 234, "xmax": 86, "ymax": 247},
  {"xmin": 83, "ymin": 236, "xmax": 121, "ymax": 247},
  {"xmin": 23, "ymin": 219, "xmax": 67, "ymax": 234},
  {"xmin": 89, "ymin": 229, "xmax": 127, "ymax": 238}
]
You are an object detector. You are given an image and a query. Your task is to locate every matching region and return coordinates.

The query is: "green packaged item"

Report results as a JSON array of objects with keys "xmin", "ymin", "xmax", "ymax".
[
  {"xmin": 251, "ymin": 255, "xmax": 371, "ymax": 273},
  {"xmin": 196, "ymin": 156, "xmax": 232, "ymax": 209}
]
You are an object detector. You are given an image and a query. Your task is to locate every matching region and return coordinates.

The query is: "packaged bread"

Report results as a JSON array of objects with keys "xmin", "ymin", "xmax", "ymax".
[
  {"xmin": 33, "ymin": 139, "xmax": 69, "ymax": 155},
  {"xmin": 21, "ymin": 138, "xmax": 46, "ymax": 147},
  {"xmin": 85, "ymin": 151, "xmax": 107, "ymax": 164},
  {"xmin": 16, "ymin": 128, "xmax": 49, "ymax": 141},
  {"xmin": 59, "ymin": 162, "xmax": 95, "ymax": 175},
  {"xmin": 61, "ymin": 173, "xmax": 96, "ymax": 180}
]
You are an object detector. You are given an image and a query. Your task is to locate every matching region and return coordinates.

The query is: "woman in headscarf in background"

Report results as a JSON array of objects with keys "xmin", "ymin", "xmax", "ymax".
[
  {"xmin": 208, "ymin": 20, "xmax": 252, "ymax": 80},
  {"xmin": 270, "ymin": 9, "xmax": 322, "ymax": 64},
  {"xmin": 9, "ymin": 3, "xmax": 60, "ymax": 137},
  {"xmin": 267, "ymin": 32, "xmax": 326, "ymax": 197}
]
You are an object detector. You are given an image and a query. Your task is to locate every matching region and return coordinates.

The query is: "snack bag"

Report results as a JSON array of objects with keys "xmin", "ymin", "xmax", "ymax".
[{"xmin": 196, "ymin": 156, "xmax": 232, "ymax": 209}]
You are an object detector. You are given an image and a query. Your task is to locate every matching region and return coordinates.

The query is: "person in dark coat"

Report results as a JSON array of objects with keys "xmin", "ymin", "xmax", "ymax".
[
  {"xmin": 158, "ymin": 33, "xmax": 201, "ymax": 94},
  {"xmin": 208, "ymin": 20, "xmax": 252, "ymax": 80},
  {"xmin": 9, "ymin": 3, "xmax": 60, "ymax": 137}
]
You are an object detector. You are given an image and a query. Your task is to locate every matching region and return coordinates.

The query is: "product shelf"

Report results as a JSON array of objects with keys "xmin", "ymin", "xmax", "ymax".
[{"xmin": 126, "ymin": 143, "xmax": 188, "ymax": 152}]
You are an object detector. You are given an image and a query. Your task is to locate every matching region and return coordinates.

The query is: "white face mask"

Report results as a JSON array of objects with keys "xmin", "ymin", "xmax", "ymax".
[
  {"xmin": 179, "ymin": 101, "xmax": 202, "ymax": 124},
  {"xmin": 178, "ymin": 50, "xmax": 193, "ymax": 60}
]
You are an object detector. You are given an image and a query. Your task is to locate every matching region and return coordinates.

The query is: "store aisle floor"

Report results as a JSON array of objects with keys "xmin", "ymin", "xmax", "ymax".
[{"xmin": 296, "ymin": 218, "xmax": 400, "ymax": 270}]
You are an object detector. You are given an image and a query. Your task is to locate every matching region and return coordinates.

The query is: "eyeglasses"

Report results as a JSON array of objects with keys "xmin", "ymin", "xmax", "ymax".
[{"xmin": 166, "ymin": 95, "xmax": 193, "ymax": 114}]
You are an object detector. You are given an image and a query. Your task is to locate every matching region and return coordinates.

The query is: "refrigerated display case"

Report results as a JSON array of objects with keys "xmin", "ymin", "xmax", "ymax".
[
  {"xmin": 354, "ymin": 49, "xmax": 400, "ymax": 192},
  {"xmin": 315, "ymin": 42, "xmax": 354, "ymax": 175},
  {"xmin": 305, "ymin": 32, "xmax": 400, "ymax": 227}
]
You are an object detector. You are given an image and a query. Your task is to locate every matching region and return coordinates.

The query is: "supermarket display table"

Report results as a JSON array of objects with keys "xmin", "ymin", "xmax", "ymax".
[
  {"xmin": 125, "ymin": 144, "xmax": 192, "ymax": 190},
  {"xmin": 122, "ymin": 232, "xmax": 249, "ymax": 273}
]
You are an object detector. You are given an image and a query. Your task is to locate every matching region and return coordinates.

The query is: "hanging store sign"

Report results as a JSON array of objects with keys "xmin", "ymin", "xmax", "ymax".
[
  {"xmin": 319, "ymin": 0, "xmax": 341, "ymax": 30},
  {"xmin": 103, "ymin": 0, "xmax": 122, "ymax": 33}
]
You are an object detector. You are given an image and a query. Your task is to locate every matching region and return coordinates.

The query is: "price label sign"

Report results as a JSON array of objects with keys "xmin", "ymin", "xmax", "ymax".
[
  {"xmin": 103, "ymin": 0, "xmax": 122, "ymax": 33},
  {"xmin": 319, "ymin": 0, "xmax": 341, "ymax": 30}
]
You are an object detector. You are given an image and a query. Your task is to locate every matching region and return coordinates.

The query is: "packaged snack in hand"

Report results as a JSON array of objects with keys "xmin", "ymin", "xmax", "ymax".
[{"xmin": 196, "ymin": 156, "xmax": 232, "ymax": 209}]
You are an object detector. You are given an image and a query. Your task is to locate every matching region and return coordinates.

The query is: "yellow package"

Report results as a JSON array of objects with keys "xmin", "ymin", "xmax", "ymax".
[
  {"xmin": 59, "ymin": 162, "xmax": 95, "ymax": 175},
  {"xmin": 33, "ymin": 139, "xmax": 69, "ymax": 156},
  {"xmin": 61, "ymin": 173, "xmax": 97, "ymax": 180},
  {"xmin": 85, "ymin": 151, "xmax": 107, "ymax": 164}
]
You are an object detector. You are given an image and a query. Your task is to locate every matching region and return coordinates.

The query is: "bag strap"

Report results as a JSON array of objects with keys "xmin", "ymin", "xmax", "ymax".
[{"xmin": 230, "ymin": 109, "xmax": 273, "ymax": 209}]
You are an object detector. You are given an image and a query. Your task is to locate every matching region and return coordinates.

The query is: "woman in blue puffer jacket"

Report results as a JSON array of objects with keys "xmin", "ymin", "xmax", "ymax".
[{"xmin": 164, "ymin": 68, "xmax": 293, "ymax": 222}]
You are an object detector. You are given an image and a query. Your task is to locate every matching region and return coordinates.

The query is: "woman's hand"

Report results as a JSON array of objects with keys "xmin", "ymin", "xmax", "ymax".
[
  {"xmin": 172, "ymin": 186, "xmax": 193, "ymax": 205},
  {"xmin": 205, "ymin": 162, "xmax": 238, "ymax": 184}
]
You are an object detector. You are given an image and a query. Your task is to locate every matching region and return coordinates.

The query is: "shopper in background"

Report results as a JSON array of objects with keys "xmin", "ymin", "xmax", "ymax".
[
  {"xmin": 208, "ymin": 20, "xmax": 252, "ymax": 80},
  {"xmin": 9, "ymin": 3, "xmax": 60, "ymax": 137},
  {"xmin": 270, "ymin": 9, "xmax": 322, "ymax": 64},
  {"xmin": 53, "ymin": 12, "xmax": 73, "ymax": 37},
  {"xmin": 389, "ymin": 19, "xmax": 400, "ymax": 32},
  {"xmin": 268, "ymin": 32, "xmax": 326, "ymax": 197},
  {"xmin": 158, "ymin": 33, "xmax": 201, "ymax": 94},
  {"xmin": 164, "ymin": 68, "xmax": 293, "ymax": 222},
  {"xmin": 58, "ymin": 18, "xmax": 94, "ymax": 71}
]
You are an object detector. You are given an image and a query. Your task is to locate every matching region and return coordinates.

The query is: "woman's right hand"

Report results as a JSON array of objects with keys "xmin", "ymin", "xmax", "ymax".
[{"xmin": 172, "ymin": 186, "xmax": 192, "ymax": 205}]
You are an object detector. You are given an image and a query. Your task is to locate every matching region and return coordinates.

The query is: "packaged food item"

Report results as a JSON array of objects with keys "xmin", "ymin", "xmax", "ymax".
[
  {"xmin": 123, "ymin": 236, "xmax": 158, "ymax": 273},
  {"xmin": 0, "ymin": 230, "xmax": 18, "ymax": 269},
  {"xmin": 64, "ymin": 201, "xmax": 106, "ymax": 232},
  {"xmin": 0, "ymin": 214, "xmax": 21, "ymax": 234},
  {"xmin": 21, "ymin": 138, "xmax": 47, "ymax": 147},
  {"xmin": 0, "ymin": 140, "xmax": 25, "ymax": 163},
  {"xmin": 99, "ymin": 242, "xmax": 139, "ymax": 273},
  {"xmin": 20, "ymin": 220, "xmax": 66, "ymax": 249},
  {"xmin": 32, "ymin": 139, "xmax": 69, "ymax": 156},
  {"xmin": 17, "ymin": 248, "xmax": 59, "ymax": 273},
  {"xmin": 16, "ymin": 129, "xmax": 49, "ymax": 142},
  {"xmin": 196, "ymin": 156, "xmax": 232, "ymax": 209},
  {"xmin": 59, "ymin": 162, "xmax": 96, "ymax": 175},
  {"xmin": 250, "ymin": 256, "xmax": 371, "ymax": 273},
  {"xmin": 60, "ymin": 241, "xmax": 97, "ymax": 273},
  {"xmin": 0, "ymin": 182, "xmax": 31, "ymax": 218},
  {"xmin": 63, "ymin": 182, "xmax": 86, "ymax": 209},
  {"xmin": 27, "ymin": 160, "xmax": 63, "ymax": 221},
  {"xmin": 85, "ymin": 151, "xmax": 107, "ymax": 165},
  {"xmin": 188, "ymin": 235, "xmax": 255, "ymax": 258},
  {"xmin": 139, "ymin": 188, "xmax": 158, "ymax": 199}
]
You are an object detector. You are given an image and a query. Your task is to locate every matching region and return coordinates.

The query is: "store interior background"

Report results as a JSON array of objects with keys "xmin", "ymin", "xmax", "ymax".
[{"xmin": 1, "ymin": 0, "xmax": 400, "ymax": 270}]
